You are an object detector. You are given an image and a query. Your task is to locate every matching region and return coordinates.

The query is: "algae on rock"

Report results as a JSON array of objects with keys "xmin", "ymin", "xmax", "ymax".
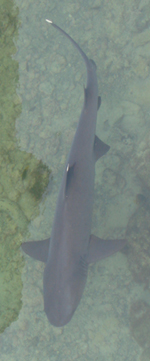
[{"xmin": 0, "ymin": 0, "xmax": 52, "ymax": 333}]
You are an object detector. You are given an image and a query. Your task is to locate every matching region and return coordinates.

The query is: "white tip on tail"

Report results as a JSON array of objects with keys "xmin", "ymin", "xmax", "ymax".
[{"xmin": 46, "ymin": 19, "xmax": 53, "ymax": 24}]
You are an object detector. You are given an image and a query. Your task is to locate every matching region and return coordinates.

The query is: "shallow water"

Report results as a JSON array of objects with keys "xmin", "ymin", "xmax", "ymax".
[{"xmin": 1, "ymin": 0, "xmax": 150, "ymax": 359}]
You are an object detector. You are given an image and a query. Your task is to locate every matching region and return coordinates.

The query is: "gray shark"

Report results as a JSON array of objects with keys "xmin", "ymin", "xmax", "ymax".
[{"xmin": 22, "ymin": 20, "xmax": 126, "ymax": 327}]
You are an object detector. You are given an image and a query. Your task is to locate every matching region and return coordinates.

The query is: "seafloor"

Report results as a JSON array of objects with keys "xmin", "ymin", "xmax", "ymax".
[{"xmin": 1, "ymin": 0, "xmax": 150, "ymax": 360}]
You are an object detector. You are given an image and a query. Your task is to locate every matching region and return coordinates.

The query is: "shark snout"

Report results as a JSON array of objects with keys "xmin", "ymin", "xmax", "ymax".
[
  {"xmin": 44, "ymin": 287, "xmax": 76, "ymax": 327},
  {"xmin": 44, "ymin": 304, "xmax": 74, "ymax": 327}
]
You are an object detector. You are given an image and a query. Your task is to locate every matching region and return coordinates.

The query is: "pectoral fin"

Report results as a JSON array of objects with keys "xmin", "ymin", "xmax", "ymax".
[
  {"xmin": 21, "ymin": 238, "xmax": 50, "ymax": 263},
  {"xmin": 87, "ymin": 234, "xmax": 126, "ymax": 264}
]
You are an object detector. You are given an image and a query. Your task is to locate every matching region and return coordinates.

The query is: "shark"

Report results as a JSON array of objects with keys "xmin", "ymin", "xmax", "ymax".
[{"xmin": 21, "ymin": 20, "xmax": 126, "ymax": 327}]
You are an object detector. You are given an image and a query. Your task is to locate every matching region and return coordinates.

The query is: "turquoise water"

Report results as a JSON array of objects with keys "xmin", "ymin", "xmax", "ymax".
[{"xmin": 1, "ymin": 0, "xmax": 150, "ymax": 359}]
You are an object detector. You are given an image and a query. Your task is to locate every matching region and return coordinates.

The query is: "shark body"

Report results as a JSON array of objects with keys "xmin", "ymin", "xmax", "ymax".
[{"xmin": 22, "ymin": 21, "xmax": 126, "ymax": 327}]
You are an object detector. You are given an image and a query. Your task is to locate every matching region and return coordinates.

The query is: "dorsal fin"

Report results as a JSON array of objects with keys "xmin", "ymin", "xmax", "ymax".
[
  {"xmin": 97, "ymin": 96, "xmax": 101, "ymax": 110},
  {"xmin": 65, "ymin": 162, "xmax": 76, "ymax": 196}
]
